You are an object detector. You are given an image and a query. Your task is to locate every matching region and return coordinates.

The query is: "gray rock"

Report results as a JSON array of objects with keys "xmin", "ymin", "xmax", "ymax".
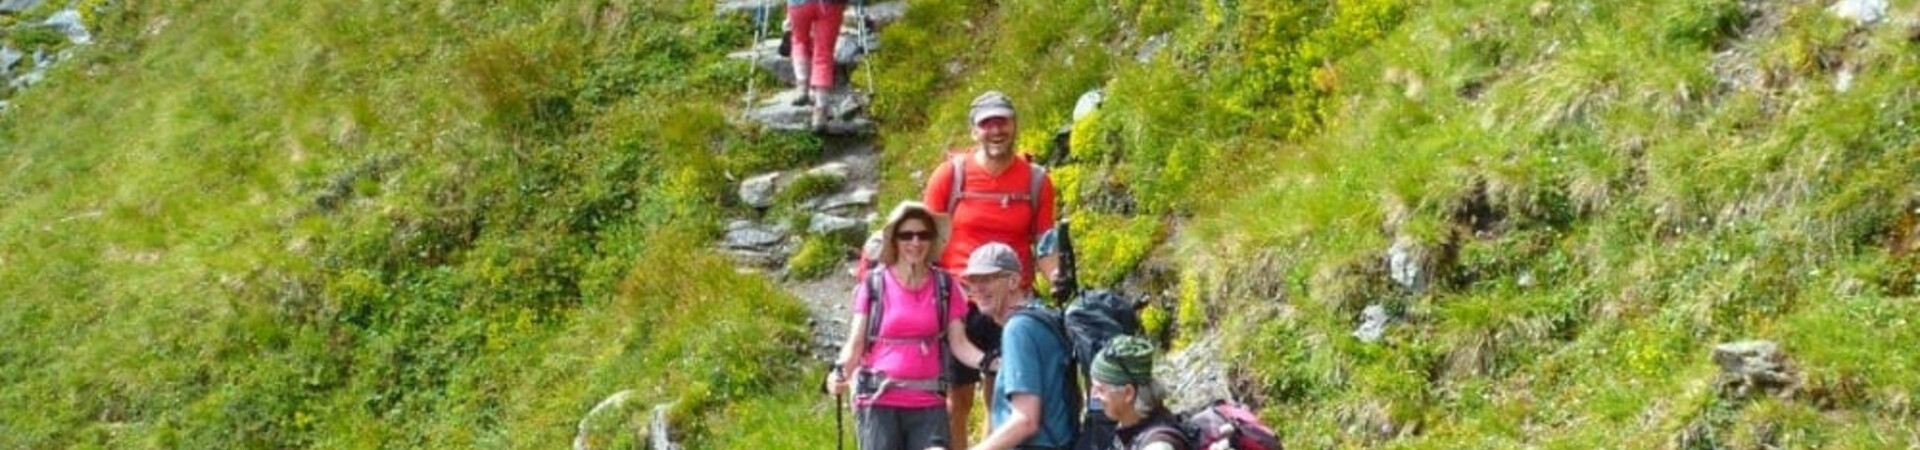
[
  {"xmin": 0, "ymin": 46, "xmax": 21, "ymax": 76},
  {"xmin": 739, "ymin": 171, "xmax": 783, "ymax": 209},
  {"xmin": 851, "ymin": 2, "xmax": 908, "ymax": 28},
  {"xmin": 1386, "ymin": 236, "xmax": 1426, "ymax": 293},
  {"xmin": 1136, "ymin": 33, "xmax": 1170, "ymax": 63},
  {"xmin": 715, "ymin": 0, "xmax": 778, "ymax": 17},
  {"xmin": 723, "ymin": 220, "xmax": 788, "ymax": 249},
  {"xmin": 44, "ymin": 9, "xmax": 92, "ymax": 45},
  {"xmin": 747, "ymin": 90, "xmax": 875, "ymax": 135},
  {"xmin": 1712, "ymin": 340, "xmax": 1800, "ymax": 398},
  {"xmin": 803, "ymin": 187, "xmax": 876, "ymax": 213},
  {"xmin": 0, "ymin": 0, "xmax": 43, "ymax": 14},
  {"xmin": 1161, "ymin": 334, "xmax": 1234, "ymax": 412},
  {"xmin": 0, "ymin": 100, "xmax": 11, "ymax": 113},
  {"xmin": 649, "ymin": 402, "xmax": 684, "ymax": 450},
  {"xmin": 804, "ymin": 161, "xmax": 850, "ymax": 181},
  {"xmin": 9, "ymin": 69, "xmax": 45, "ymax": 90},
  {"xmin": 808, "ymin": 213, "xmax": 862, "ymax": 235},
  {"xmin": 1829, "ymin": 0, "xmax": 1888, "ymax": 25},
  {"xmin": 1070, "ymin": 89, "xmax": 1104, "ymax": 123},
  {"xmin": 573, "ymin": 390, "xmax": 637, "ymax": 450},
  {"xmin": 729, "ymin": 31, "xmax": 869, "ymax": 86},
  {"xmin": 1353, "ymin": 304, "xmax": 1390, "ymax": 343}
]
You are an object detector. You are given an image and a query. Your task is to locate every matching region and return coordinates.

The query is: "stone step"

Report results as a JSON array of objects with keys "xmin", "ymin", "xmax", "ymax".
[
  {"xmin": 728, "ymin": 33, "xmax": 878, "ymax": 88},
  {"xmin": 746, "ymin": 89, "xmax": 875, "ymax": 135},
  {"xmin": 717, "ymin": 1, "xmax": 909, "ymax": 30}
]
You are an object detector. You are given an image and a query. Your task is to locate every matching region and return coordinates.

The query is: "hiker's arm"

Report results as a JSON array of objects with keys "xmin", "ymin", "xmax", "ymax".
[
  {"xmin": 947, "ymin": 321, "xmax": 990, "ymax": 371},
  {"xmin": 826, "ymin": 312, "xmax": 867, "ymax": 395},
  {"xmin": 967, "ymin": 393, "xmax": 1040, "ymax": 450},
  {"xmin": 922, "ymin": 161, "xmax": 955, "ymax": 214}
]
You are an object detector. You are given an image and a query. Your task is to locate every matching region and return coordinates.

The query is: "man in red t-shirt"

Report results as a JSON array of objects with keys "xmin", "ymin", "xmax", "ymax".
[{"xmin": 923, "ymin": 90, "xmax": 1058, "ymax": 450}]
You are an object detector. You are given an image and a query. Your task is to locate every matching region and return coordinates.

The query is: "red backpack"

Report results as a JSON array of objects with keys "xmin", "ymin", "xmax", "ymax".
[{"xmin": 1169, "ymin": 400, "xmax": 1283, "ymax": 450}]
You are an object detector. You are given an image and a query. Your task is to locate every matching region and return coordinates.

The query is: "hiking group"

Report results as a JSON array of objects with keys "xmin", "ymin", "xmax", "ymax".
[{"xmin": 822, "ymin": 91, "xmax": 1282, "ymax": 450}]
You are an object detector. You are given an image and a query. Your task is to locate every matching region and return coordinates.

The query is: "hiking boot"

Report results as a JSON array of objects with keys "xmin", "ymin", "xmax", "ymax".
[
  {"xmin": 809, "ymin": 90, "xmax": 830, "ymax": 132},
  {"xmin": 790, "ymin": 88, "xmax": 813, "ymax": 107}
]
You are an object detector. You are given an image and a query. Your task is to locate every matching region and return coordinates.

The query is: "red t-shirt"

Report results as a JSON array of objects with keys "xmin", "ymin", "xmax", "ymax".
[{"xmin": 923, "ymin": 153, "xmax": 1057, "ymax": 289}]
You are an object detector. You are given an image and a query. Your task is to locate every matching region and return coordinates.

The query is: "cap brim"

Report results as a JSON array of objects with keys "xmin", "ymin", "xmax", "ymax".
[{"xmin": 971, "ymin": 107, "xmax": 1015, "ymax": 125}]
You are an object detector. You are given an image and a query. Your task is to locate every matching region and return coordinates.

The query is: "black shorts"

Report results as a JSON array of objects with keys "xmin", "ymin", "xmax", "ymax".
[{"xmin": 947, "ymin": 303, "xmax": 1002, "ymax": 385}]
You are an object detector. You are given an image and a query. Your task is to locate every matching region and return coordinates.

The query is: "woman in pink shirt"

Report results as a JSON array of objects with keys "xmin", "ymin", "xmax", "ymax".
[{"xmin": 826, "ymin": 201, "xmax": 995, "ymax": 450}]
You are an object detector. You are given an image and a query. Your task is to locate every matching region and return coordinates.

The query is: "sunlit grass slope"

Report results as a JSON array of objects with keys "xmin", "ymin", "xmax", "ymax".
[
  {"xmin": 866, "ymin": 0, "xmax": 1920, "ymax": 448},
  {"xmin": 1, "ymin": 1, "xmax": 833, "ymax": 448}
]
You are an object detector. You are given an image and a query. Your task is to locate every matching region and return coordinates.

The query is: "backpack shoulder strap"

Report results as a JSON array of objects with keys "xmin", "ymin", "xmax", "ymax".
[
  {"xmin": 1027, "ymin": 161, "xmax": 1046, "ymax": 237},
  {"xmin": 935, "ymin": 270, "xmax": 953, "ymax": 390},
  {"xmin": 863, "ymin": 269, "xmax": 885, "ymax": 354},
  {"xmin": 946, "ymin": 154, "xmax": 968, "ymax": 214}
]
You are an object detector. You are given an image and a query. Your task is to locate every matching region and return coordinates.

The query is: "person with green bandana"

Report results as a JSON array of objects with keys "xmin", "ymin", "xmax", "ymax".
[{"xmin": 1088, "ymin": 336, "xmax": 1189, "ymax": 450}]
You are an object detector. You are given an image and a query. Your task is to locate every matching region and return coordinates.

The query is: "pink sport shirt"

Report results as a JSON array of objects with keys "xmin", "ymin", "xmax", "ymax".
[{"xmin": 851, "ymin": 266, "xmax": 971, "ymax": 408}]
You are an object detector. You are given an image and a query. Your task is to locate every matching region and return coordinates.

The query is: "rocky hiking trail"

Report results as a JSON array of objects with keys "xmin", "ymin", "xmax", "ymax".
[
  {"xmin": 709, "ymin": 0, "xmax": 903, "ymax": 364},
  {"xmin": 707, "ymin": 0, "xmax": 1240, "ymax": 409},
  {"xmin": 578, "ymin": 2, "xmax": 1243, "ymax": 447}
]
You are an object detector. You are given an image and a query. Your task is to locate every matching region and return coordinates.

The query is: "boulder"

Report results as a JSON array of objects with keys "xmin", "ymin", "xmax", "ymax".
[
  {"xmin": 715, "ymin": 0, "xmax": 776, "ymax": 17},
  {"xmin": 804, "ymin": 161, "xmax": 850, "ymax": 181},
  {"xmin": 0, "ymin": 0, "xmax": 43, "ymax": 14},
  {"xmin": 723, "ymin": 219, "xmax": 788, "ymax": 249},
  {"xmin": 1353, "ymin": 304, "xmax": 1391, "ymax": 343},
  {"xmin": 0, "ymin": 46, "xmax": 21, "ymax": 76},
  {"xmin": 854, "ymin": 2, "xmax": 908, "ymax": 28},
  {"xmin": 1161, "ymin": 333, "xmax": 1235, "ymax": 412},
  {"xmin": 1829, "ymin": 0, "xmax": 1888, "ymax": 25},
  {"xmin": 44, "ymin": 9, "xmax": 92, "ymax": 45},
  {"xmin": 803, "ymin": 187, "xmax": 876, "ymax": 214},
  {"xmin": 1136, "ymin": 33, "xmax": 1170, "ymax": 63},
  {"xmin": 807, "ymin": 212, "xmax": 862, "ymax": 236},
  {"xmin": 747, "ymin": 89, "xmax": 875, "ymax": 135},
  {"xmin": 1386, "ymin": 235, "xmax": 1427, "ymax": 293},
  {"xmin": 573, "ymin": 390, "xmax": 637, "ymax": 450},
  {"xmin": 739, "ymin": 171, "xmax": 783, "ymax": 209},
  {"xmin": 1071, "ymin": 88, "xmax": 1105, "ymax": 123},
  {"xmin": 728, "ymin": 31, "xmax": 873, "ymax": 87},
  {"xmin": 1712, "ymin": 340, "xmax": 1800, "ymax": 399},
  {"xmin": 648, "ymin": 402, "xmax": 684, "ymax": 450},
  {"xmin": 9, "ymin": 69, "xmax": 45, "ymax": 90}
]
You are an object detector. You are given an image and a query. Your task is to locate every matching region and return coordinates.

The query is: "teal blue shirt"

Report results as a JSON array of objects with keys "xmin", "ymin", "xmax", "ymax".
[{"xmin": 989, "ymin": 301, "xmax": 1077, "ymax": 448}]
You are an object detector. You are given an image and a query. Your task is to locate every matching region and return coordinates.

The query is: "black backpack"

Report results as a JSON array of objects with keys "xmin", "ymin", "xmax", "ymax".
[{"xmin": 1013, "ymin": 289, "xmax": 1146, "ymax": 450}]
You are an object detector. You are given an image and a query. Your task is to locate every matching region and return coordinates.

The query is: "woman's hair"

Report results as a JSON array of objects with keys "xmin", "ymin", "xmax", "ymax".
[
  {"xmin": 1131, "ymin": 380, "xmax": 1169, "ymax": 415},
  {"xmin": 883, "ymin": 207, "xmax": 939, "ymax": 264}
]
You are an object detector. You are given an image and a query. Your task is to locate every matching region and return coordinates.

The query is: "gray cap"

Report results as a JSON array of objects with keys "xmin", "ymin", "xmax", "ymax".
[
  {"xmin": 969, "ymin": 91, "xmax": 1016, "ymax": 126},
  {"xmin": 963, "ymin": 242, "xmax": 1022, "ymax": 276}
]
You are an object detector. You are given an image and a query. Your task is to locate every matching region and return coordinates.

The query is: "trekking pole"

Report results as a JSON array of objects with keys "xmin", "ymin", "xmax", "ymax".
[
  {"xmin": 854, "ymin": 0, "xmax": 878, "ymax": 98},
  {"xmin": 835, "ymin": 392, "xmax": 846, "ymax": 450},
  {"xmin": 742, "ymin": 0, "xmax": 771, "ymax": 122}
]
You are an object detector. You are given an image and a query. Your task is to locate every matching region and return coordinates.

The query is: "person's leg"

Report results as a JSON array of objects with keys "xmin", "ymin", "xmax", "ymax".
[
  {"xmin": 979, "ymin": 373, "xmax": 995, "ymax": 441},
  {"xmin": 807, "ymin": 1, "xmax": 845, "ymax": 92},
  {"xmin": 900, "ymin": 405, "xmax": 952, "ymax": 450},
  {"xmin": 806, "ymin": 2, "xmax": 845, "ymax": 129},
  {"xmin": 945, "ymin": 382, "xmax": 974, "ymax": 450},
  {"xmin": 856, "ymin": 405, "xmax": 902, "ymax": 450}
]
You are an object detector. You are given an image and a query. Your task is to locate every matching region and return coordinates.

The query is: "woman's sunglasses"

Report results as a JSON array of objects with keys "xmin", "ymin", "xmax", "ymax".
[{"xmin": 894, "ymin": 230, "xmax": 936, "ymax": 242}]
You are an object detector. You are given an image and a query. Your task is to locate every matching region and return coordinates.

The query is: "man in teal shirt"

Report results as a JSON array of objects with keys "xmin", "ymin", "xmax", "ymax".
[{"xmin": 961, "ymin": 242, "xmax": 1077, "ymax": 450}]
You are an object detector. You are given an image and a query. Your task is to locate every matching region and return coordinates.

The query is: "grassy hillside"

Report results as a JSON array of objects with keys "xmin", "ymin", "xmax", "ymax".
[
  {"xmin": 1, "ymin": 1, "xmax": 831, "ymax": 448},
  {"xmin": 3, "ymin": 0, "xmax": 1918, "ymax": 448},
  {"xmin": 865, "ymin": 0, "xmax": 1920, "ymax": 448}
]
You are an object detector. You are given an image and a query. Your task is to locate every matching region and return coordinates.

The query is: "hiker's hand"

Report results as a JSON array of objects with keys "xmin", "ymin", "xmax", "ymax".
[{"xmin": 825, "ymin": 368, "xmax": 848, "ymax": 396}]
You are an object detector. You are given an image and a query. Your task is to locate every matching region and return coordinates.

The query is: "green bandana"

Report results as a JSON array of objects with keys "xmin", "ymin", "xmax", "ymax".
[{"xmin": 1091, "ymin": 335, "xmax": 1156, "ymax": 386}]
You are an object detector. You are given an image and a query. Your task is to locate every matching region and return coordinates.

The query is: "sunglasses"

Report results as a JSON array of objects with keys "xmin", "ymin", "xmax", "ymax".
[{"xmin": 894, "ymin": 230, "xmax": 936, "ymax": 242}]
